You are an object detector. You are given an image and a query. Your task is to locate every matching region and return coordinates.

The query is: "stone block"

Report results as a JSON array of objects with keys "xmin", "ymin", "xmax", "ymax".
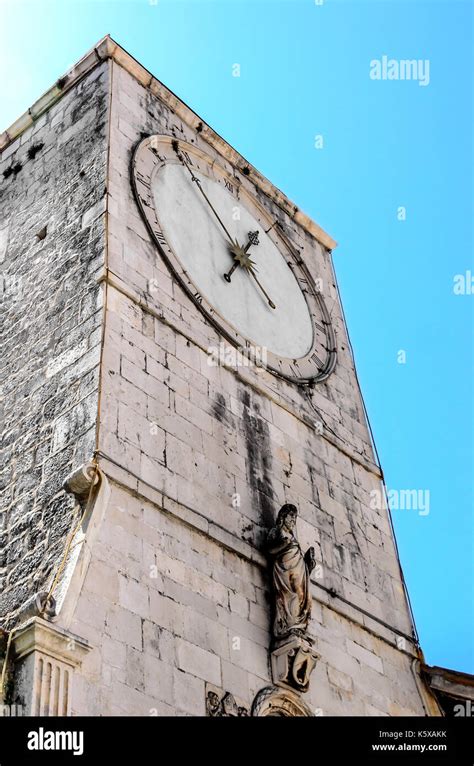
[
  {"xmin": 173, "ymin": 669, "xmax": 205, "ymax": 716},
  {"xmin": 175, "ymin": 638, "xmax": 221, "ymax": 686},
  {"xmin": 118, "ymin": 574, "xmax": 150, "ymax": 619},
  {"xmin": 105, "ymin": 606, "xmax": 143, "ymax": 650}
]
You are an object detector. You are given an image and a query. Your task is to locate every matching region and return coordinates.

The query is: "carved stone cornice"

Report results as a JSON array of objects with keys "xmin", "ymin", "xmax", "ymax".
[
  {"xmin": 12, "ymin": 618, "xmax": 90, "ymax": 666},
  {"xmin": 0, "ymin": 37, "xmax": 337, "ymax": 252}
]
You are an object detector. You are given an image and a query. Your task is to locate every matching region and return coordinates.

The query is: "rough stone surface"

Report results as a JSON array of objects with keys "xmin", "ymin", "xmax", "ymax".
[{"xmin": 0, "ymin": 62, "xmax": 108, "ymax": 628}]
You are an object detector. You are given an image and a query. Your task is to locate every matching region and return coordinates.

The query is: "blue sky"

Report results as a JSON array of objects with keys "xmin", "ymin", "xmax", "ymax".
[{"xmin": 1, "ymin": 0, "xmax": 472, "ymax": 673}]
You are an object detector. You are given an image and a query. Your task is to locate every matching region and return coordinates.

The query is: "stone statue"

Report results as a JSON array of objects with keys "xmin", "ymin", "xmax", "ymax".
[{"xmin": 267, "ymin": 504, "xmax": 316, "ymax": 640}]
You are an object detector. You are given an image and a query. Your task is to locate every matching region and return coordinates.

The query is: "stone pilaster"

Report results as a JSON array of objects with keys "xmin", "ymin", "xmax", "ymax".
[{"xmin": 12, "ymin": 618, "xmax": 90, "ymax": 716}]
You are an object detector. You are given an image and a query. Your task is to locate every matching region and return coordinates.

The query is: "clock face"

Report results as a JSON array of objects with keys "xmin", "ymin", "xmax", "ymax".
[{"xmin": 132, "ymin": 134, "xmax": 336, "ymax": 384}]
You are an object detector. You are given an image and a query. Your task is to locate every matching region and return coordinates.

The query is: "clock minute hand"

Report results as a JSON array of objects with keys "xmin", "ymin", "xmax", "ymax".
[
  {"xmin": 248, "ymin": 265, "xmax": 276, "ymax": 310},
  {"xmin": 178, "ymin": 153, "xmax": 234, "ymax": 245},
  {"xmin": 240, "ymin": 231, "xmax": 276, "ymax": 308}
]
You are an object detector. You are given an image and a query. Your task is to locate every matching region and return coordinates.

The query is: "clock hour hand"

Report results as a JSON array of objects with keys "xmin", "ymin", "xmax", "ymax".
[
  {"xmin": 223, "ymin": 232, "xmax": 276, "ymax": 310},
  {"xmin": 177, "ymin": 149, "xmax": 235, "ymax": 245},
  {"xmin": 223, "ymin": 257, "xmax": 239, "ymax": 283}
]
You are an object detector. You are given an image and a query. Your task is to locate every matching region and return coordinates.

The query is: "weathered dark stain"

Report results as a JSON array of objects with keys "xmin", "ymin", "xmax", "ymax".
[
  {"xmin": 3, "ymin": 163, "xmax": 22, "ymax": 180},
  {"xmin": 211, "ymin": 392, "xmax": 229, "ymax": 425},
  {"xmin": 239, "ymin": 388, "xmax": 274, "ymax": 527},
  {"xmin": 27, "ymin": 143, "xmax": 44, "ymax": 161},
  {"xmin": 211, "ymin": 392, "xmax": 237, "ymax": 471},
  {"xmin": 307, "ymin": 462, "xmax": 320, "ymax": 507}
]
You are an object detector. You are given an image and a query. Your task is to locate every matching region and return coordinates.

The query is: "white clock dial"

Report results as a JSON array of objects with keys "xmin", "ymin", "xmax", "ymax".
[
  {"xmin": 151, "ymin": 162, "xmax": 313, "ymax": 359},
  {"xmin": 132, "ymin": 135, "xmax": 337, "ymax": 384}
]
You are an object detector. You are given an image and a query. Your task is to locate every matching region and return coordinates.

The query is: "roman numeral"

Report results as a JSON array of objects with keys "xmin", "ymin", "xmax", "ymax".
[
  {"xmin": 150, "ymin": 148, "xmax": 166, "ymax": 162},
  {"xmin": 311, "ymin": 353, "xmax": 324, "ymax": 369},
  {"xmin": 135, "ymin": 171, "xmax": 148, "ymax": 185},
  {"xmin": 224, "ymin": 179, "xmax": 234, "ymax": 194},
  {"xmin": 154, "ymin": 229, "xmax": 167, "ymax": 246}
]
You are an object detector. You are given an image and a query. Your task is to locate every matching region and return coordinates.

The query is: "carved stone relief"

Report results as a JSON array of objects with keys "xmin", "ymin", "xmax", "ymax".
[
  {"xmin": 205, "ymin": 684, "xmax": 249, "ymax": 716},
  {"xmin": 251, "ymin": 685, "xmax": 314, "ymax": 717}
]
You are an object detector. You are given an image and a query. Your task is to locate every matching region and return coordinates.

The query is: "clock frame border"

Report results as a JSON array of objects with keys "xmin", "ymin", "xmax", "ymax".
[{"xmin": 131, "ymin": 134, "xmax": 337, "ymax": 385}]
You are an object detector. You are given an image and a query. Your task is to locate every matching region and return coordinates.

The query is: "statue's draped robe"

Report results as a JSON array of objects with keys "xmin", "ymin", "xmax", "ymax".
[{"xmin": 267, "ymin": 526, "xmax": 311, "ymax": 638}]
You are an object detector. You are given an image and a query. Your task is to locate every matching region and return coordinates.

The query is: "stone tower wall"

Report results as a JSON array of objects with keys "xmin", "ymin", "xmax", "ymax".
[
  {"xmin": 66, "ymin": 59, "xmax": 427, "ymax": 716},
  {"xmin": 0, "ymin": 62, "xmax": 109, "ymax": 628}
]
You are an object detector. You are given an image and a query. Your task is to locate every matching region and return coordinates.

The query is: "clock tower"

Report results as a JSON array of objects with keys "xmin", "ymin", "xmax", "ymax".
[{"xmin": 0, "ymin": 36, "xmax": 441, "ymax": 717}]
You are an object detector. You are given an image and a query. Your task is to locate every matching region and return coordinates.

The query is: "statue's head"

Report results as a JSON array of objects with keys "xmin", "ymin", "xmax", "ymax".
[{"xmin": 277, "ymin": 504, "xmax": 297, "ymax": 530}]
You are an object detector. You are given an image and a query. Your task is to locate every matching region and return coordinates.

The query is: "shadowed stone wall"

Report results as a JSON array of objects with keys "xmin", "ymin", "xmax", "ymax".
[{"xmin": 0, "ymin": 62, "xmax": 109, "ymax": 628}]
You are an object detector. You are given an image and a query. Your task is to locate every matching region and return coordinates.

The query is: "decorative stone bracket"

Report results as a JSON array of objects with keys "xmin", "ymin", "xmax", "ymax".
[
  {"xmin": 63, "ymin": 462, "xmax": 100, "ymax": 511},
  {"xmin": 14, "ymin": 591, "xmax": 58, "ymax": 625},
  {"xmin": 11, "ymin": 617, "xmax": 91, "ymax": 716},
  {"xmin": 271, "ymin": 634, "xmax": 320, "ymax": 694},
  {"xmin": 53, "ymin": 460, "xmax": 110, "ymax": 626}
]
